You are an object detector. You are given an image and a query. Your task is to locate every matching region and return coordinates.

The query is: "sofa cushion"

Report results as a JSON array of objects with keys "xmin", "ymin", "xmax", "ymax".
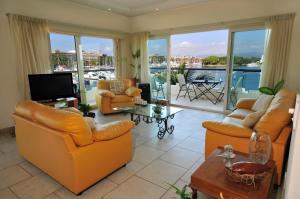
[
  {"xmin": 254, "ymin": 88, "xmax": 296, "ymax": 141},
  {"xmin": 228, "ymin": 108, "xmax": 254, "ymax": 119},
  {"xmin": 111, "ymin": 95, "xmax": 134, "ymax": 103},
  {"xmin": 15, "ymin": 100, "xmax": 43, "ymax": 121},
  {"xmin": 242, "ymin": 111, "xmax": 264, "ymax": 128},
  {"xmin": 34, "ymin": 105, "xmax": 93, "ymax": 146},
  {"xmin": 252, "ymin": 94, "xmax": 274, "ymax": 112},
  {"xmin": 110, "ymin": 80, "xmax": 125, "ymax": 95},
  {"xmin": 125, "ymin": 87, "xmax": 142, "ymax": 97},
  {"xmin": 93, "ymin": 120, "xmax": 134, "ymax": 141}
]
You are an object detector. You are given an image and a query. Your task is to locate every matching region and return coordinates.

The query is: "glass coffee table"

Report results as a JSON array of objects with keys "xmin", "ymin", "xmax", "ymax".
[{"xmin": 114, "ymin": 104, "xmax": 182, "ymax": 139}]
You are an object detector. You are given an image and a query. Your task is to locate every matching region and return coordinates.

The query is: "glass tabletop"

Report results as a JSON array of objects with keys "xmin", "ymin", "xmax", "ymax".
[{"xmin": 115, "ymin": 104, "xmax": 182, "ymax": 119}]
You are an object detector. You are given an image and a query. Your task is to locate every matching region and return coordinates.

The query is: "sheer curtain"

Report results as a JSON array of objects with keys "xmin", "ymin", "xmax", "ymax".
[
  {"xmin": 114, "ymin": 37, "xmax": 131, "ymax": 79},
  {"xmin": 131, "ymin": 32, "xmax": 149, "ymax": 83},
  {"xmin": 8, "ymin": 14, "xmax": 51, "ymax": 99},
  {"xmin": 261, "ymin": 13, "xmax": 295, "ymax": 87}
]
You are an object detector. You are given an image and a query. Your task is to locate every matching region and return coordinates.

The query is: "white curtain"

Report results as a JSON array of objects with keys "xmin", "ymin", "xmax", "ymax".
[
  {"xmin": 8, "ymin": 14, "xmax": 51, "ymax": 99},
  {"xmin": 261, "ymin": 13, "xmax": 295, "ymax": 87},
  {"xmin": 114, "ymin": 37, "xmax": 131, "ymax": 79},
  {"xmin": 131, "ymin": 32, "xmax": 149, "ymax": 83}
]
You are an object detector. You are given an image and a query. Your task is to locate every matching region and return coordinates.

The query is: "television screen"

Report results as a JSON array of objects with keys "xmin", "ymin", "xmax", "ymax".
[{"xmin": 28, "ymin": 73, "xmax": 74, "ymax": 101}]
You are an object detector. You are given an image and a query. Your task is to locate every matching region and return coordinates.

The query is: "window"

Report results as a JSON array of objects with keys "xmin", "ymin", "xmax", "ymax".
[
  {"xmin": 49, "ymin": 33, "xmax": 79, "ymax": 99},
  {"xmin": 49, "ymin": 33, "xmax": 114, "ymax": 105},
  {"xmin": 80, "ymin": 36, "xmax": 114, "ymax": 104},
  {"xmin": 148, "ymin": 38, "xmax": 168, "ymax": 100}
]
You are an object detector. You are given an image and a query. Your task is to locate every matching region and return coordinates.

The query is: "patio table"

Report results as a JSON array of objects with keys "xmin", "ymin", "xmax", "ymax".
[{"xmin": 191, "ymin": 80, "xmax": 224, "ymax": 104}]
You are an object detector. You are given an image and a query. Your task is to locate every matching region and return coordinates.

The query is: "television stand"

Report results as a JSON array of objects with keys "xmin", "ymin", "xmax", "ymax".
[{"xmin": 40, "ymin": 97, "xmax": 79, "ymax": 109}]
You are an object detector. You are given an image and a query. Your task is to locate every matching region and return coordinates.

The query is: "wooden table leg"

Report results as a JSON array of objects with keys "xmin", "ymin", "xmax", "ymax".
[{"xmin": 192, "ymin": 188, "xmax": 197, "ymax": 199}]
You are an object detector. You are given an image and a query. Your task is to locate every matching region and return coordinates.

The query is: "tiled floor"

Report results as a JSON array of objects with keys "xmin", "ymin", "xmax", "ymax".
[{"xmin": 0, "ymin": 108, "xmax": 280, "ymax": 199}]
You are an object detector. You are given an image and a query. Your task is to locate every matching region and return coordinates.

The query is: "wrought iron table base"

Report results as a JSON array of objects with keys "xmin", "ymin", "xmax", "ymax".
[{"xmin": 130, "ymin": 113, "xmax": 175, "ymax": 139}]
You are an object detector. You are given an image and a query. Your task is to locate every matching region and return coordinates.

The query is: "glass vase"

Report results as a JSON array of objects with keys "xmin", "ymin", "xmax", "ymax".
[{"xmin": 249, "ymin": 132, "xmax": 272, "ymax": 164}]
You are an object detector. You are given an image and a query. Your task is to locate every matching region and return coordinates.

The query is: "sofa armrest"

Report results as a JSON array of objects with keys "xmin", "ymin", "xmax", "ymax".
[
  {"xmin": 202, "ymin": 121, "xmax": 252, "ymax": 138},
  {"xmin": 274, "ymin": 126, "xmax": 292, "ymax": 145},
  {"xmin": 98, "ymin": 89, "xmax": 115, "ymax": 98},
  {"xmin": 235, "ymin": 98, "xmax": 257, "ymax": 109},
  {"xmin": 92, "ymin": 120, "xmax": 134, "ymax": 141},
  {"xmin": 125, "ymin": 87, "xmax": 142, "ymax": 97}
]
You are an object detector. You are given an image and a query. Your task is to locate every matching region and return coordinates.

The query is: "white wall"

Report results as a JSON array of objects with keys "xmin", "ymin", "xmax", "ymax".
[
  {"xmin": 131, "ymin": 0, "xmax": 300, "ymax": 92},
  {"xmin": 0, "ymin": 0, "xmax": 131, "ymax": 129}
]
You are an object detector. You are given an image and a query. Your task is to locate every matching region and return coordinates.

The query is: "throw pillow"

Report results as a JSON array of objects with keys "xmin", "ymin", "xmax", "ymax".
[
  {"xmin": 242, "ymin": 111, "xmax": 265, "ymax": 128},
  {"xmin": 110, "ymin": 80, "xmax": 125, "ymax": 95},
  {"xmin": 125, "ymin": 87, "xmax": 141, "ymax": 97},
  {"xmin": 252, "ymin": 94, "xmax": 274, "ymax": 112}
]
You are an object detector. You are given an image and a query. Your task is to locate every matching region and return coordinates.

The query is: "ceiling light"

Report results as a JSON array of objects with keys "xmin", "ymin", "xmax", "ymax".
[
  {"xmin": 155, "ymin": 8, "xmax": 159, "ymax": 11},
  {"xmin": 107, "ymin": 8, "xmax": 112, "ymax": 11}
]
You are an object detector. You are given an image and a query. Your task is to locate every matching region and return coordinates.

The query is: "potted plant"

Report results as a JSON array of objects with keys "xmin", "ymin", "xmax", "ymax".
[
  {"xmin": 130, "ymin": 49, "xmax": 141, "ymax": 86},
  {"xmin": 79, "ymin": 103, "xmax": 95, "ymax": 118},
  {"xmin": 259, "ymin": 80, "xmax": 284, "ymax": 95}
]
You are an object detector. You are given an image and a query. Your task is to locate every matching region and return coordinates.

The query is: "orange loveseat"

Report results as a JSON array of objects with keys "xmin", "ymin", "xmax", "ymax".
[
  {"xmin": 203, "ymin": 88, "xmax": 296, "ymax": 185},
  {"xmin": 13, "ymin": 101, "xmax": 134, "ymax": 194},
  {"xmin": 96, "ymin": 79, "xmax": 142, "ymax": 114}
]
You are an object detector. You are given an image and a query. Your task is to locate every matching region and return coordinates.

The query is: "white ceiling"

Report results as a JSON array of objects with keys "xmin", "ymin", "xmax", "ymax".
[{"xmin": 65, "ymin": 0, "xmax": 209, "ymax": 16}]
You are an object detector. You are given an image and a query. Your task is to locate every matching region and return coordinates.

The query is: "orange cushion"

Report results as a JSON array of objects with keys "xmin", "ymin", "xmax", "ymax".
[
  {"xmin": 15, "ymin": 100, "xmax": 43, "ymax": 120},
  {"xmin": 34, "ymin": 105, "xmax": 93, "ymax": 146},
  {"xmin": 228, "ymin": 108, "xmax": 253, "ymax": 119},
  {"xmin": 254, "ymin": 88, "xmax": 296, "ymax": 141},
  {"xmin": 93, "ymin": 120, "xmax": 134, "ymax": 141},
  {"xmin": 111, "ymin": 95, "xmax": 134, "ymax": 103}
]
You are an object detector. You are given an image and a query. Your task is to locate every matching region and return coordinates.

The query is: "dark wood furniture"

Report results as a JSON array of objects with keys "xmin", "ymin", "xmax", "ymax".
[
  {"xmin": 190, "ymin": 148, "xmax": 276, "ymax": 199},
  {"xmin": 41, "ymin": 97, "xmax": 79, "ymax": 109}
]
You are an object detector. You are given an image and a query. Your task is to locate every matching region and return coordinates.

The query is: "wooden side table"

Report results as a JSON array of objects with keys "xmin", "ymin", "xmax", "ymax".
[{"xmin": 190, "ymin": 148, "xmax": 276, "ymax": 199}]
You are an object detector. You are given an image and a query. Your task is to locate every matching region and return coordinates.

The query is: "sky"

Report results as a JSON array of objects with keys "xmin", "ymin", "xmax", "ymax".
[
  {"xmin": 50, "ymin": 33, "xmax": 113, "ymax": 56},
  {"xmin": 148, "ymin": 29, "xmax": 266, "ymax": 58},
  {"xmin": 50, "ymin": 29, "xmax": 266, "ymax": 58}
]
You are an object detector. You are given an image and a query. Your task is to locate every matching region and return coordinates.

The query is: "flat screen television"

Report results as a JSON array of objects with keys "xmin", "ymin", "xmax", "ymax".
[{"xmin": 28, "ymin": 73, "xmax": 74, "ymax": 101}]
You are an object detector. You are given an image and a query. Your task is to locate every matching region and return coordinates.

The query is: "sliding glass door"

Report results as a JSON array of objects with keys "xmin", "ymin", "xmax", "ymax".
[
  {"xmin": 226, "ymin": 29, "xmax": 266, "ymax": 110},
  {"xmin": 148, "ymin": 37, "xmax": 170, "ymax": 101},
  {"xmin": 49, "ymin": 33, "xmax": 114, "ymax": 106}
]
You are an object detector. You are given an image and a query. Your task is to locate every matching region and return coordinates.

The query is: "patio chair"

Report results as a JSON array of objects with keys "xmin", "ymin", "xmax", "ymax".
[
  {"xmin": 151, "ymin": 75, "xmax": 165, "ymax": 99},
  {"xmin": 176, "ymin": 73, "xmax": 196, "ymax": 101}
]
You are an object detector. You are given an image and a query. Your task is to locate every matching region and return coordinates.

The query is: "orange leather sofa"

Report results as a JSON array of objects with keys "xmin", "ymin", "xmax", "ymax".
[
  {"xmin": 96, "ymin": 79, "xmax": 142, "ymax": 114},
  {"xmin": 203, "ymin": 88, "xmax": 296, "ymax": 185},
  {"xmin": 13, "ymin": 101, "xmax": 134, "ymax": 194}
]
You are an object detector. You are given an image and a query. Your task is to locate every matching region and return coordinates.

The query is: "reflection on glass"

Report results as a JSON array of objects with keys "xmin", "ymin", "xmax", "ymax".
[
  {"xmin": 227, "ymin": 29, "xmax": 266, "ymax": 110},
  {"xmin": 148, "ymin": 39, "xmax": 168, "ymax": 100}
]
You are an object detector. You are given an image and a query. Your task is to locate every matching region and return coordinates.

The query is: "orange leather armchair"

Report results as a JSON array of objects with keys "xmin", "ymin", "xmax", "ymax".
[
  {"xmin": 13, "ymin": 101, "xmax": 134, "ymax": 194},
  {"xmin": 96, "ymin": 79, "xmax": 142, "ymax": 114},
  {"xmin": 202, "ymin": 89, "xmax": 296, "ymax": 185}
]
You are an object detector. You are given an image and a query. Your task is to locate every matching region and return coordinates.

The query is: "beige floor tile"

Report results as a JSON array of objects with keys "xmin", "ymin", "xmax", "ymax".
[
  {"xmin": 0, "ymin": 188, "xmax": 18, "ymax": 199},
  {"xmin": 19, "ymin": 161, "xmax": 42, "ymax": 176},
  {"xmin": 160, "ymin": 147, "xmax": 200, "ymax": 169},
  {"xmin": 144, "ymin": 137, "xmax": 181, "ymax": 151},
  {"xmin": 0, "ymin": 140, "xmax": 17, "ymax": 153},
  {"xmin": 177, "ymin": 137, "xmax": 205, "ymax": 154},
  {"xmin": 133, "ymin": 145, "xmax": 164, "ymax": 164},
  {"xmin": 43, "ymin": 193, "xmax": 61, "ymax": 199},
  {"xmin": 136, "ymin": 159, "xmax": 186, "ymax": 189},
  {"xmin": 0, "ymin": 166, "xmax": 30, "ymax": 189},
  {"xmin": 181, "ymin": 157, "xmax": 205, "ymax": 183},
  {"xmin": 133, "ymin": 135, "xmax": 150, "ymax": 148},
  {"xmin": 108, "ymin": 161, "xmax": 145, "ymax": 184},
  {"xmin": 55, "ymin": 179, "xmax": 117, "ymax": 199},
  {"xmin": 103, "ymin": 176, "xmax": 166, "ymax": 199},
  {"xmin": 0, "ymin": 150, "xmax": 24, "ymax": 170},
  {"xmin": 10, "ymin": 173, "xmax": 61, "ymax": 199}
]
